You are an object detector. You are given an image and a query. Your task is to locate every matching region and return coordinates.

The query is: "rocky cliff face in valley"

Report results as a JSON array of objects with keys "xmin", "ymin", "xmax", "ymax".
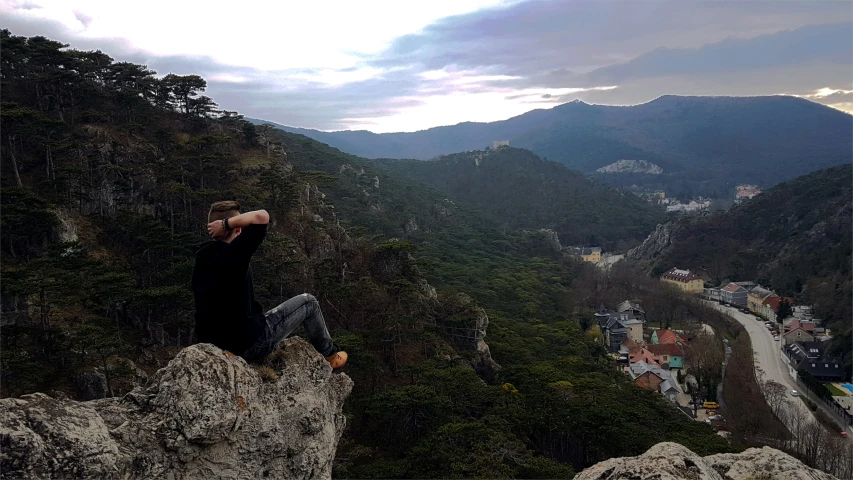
[
  {"xmin": 596, "ymin": 159, "xmax": 664, "ymax": 174},
  {"xmin": 574, "ymin": 442, "xmax": 838, "ymax": 480},
  {"xmin": 626, "ymin": 222, "xmax": 677, "ymax": 271},
  {"xmin": 0, "ymin": 338, "xmax": 352, "ymax": 480}
]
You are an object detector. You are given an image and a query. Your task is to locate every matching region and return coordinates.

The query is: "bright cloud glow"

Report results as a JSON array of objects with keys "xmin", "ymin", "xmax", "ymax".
[
  {"xmin": 207, "ymin": 73, "xmax": 251, "ymax": 84},
  {"xmin": 826, "ymin": 102, "xmax": 853, "ymax": 114},
  {"xmin": 342, "ymin": 86, "xmax": 618, "ymax": 133},
  {"xmin": 3, "ymin": 0, "xmax": 850, "ymax": 132},
  {"xmin": 810, "ymin": 87, "xmax": 853, "ymax": 97},
  {"xmin": 286, "ymin": 67, "xmax": 389, "ymax": 87},
  {"xmin": 2, "ymin": 0, "xmax": 511, "ymax": 71}
]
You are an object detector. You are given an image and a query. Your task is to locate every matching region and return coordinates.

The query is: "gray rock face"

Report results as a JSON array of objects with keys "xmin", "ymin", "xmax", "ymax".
[
  {"xmin": 705, "ymin": 447, "xmax": 839, "ymax": 480},
  {"xmin": 626, "ymin": 222, "xmax": 677, "ymax": 270},
  {"xmin": 439, "ymin": 293, "xmax": 501, "ymax": 376},
  {"xmin": 596, "ymin": 159, "xmax": 663, "ymax": 174},
  {"xmin": 537, "ymin": 228, "xmax": 563, "ymax": 252},
  {"xmin": 1, "ymin": 338, "xmax": 353, "ymax": 480},
  {"xmin": 574, "ymin": 442, "xmax": 837, "ymax": 480}
]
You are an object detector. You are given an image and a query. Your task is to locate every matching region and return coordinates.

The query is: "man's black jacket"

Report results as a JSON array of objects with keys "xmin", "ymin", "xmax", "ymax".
[{"xmin": 191, "ymin": 223, "xmax": 267, "ymax": 355}]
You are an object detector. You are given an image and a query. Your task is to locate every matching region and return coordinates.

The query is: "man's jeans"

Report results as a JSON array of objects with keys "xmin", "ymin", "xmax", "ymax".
[{"xmin": 241, "ymin": 293, "xmax": 337, "ymax": 364}]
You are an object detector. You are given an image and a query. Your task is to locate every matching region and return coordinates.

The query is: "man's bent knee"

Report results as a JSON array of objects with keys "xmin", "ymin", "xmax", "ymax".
[{"xmin": 302, "ymin": 293, "xmax": 317, "ymax": 303}]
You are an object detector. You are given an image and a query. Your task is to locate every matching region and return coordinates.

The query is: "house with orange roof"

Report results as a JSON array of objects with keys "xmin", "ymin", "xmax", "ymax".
[
  {"xmin": 756, "ymin": 295, "xmax": 794, "ymax": 323},
  {"xmin": 629, "ymin": 361, "xmax": 680, "ymax": 403},
  {"xmin": 651, "ymin": 329, "xmax": 688, "ymax": 348},
  {"xmin": 747, "ymin": 286, "xmax": 775, "ymax": 313},
  {"xmin": 629, "ymin": 347, "xmax": 659, "ymax": 367},
  {"xmin": 646, "ymin": 343, "xmax": 684, "ymax": 369}
]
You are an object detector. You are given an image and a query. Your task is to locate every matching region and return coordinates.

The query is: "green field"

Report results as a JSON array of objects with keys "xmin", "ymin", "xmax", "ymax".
[{"xmin": 825, "ymin": 383, "xmax": 847, "ymax": 397}]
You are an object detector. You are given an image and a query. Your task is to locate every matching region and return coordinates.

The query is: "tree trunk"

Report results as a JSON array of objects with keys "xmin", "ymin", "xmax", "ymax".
[
  {"xmin": 101, "ymin": 353, "xmax": 114, "ymax": 398},
  {"xmin": 8, "ymin": 135, "xmax": 23, "ymax": 187},
  {"xmin": 45, "ymin": 143, "xmax": 52, "ymax": 180}
]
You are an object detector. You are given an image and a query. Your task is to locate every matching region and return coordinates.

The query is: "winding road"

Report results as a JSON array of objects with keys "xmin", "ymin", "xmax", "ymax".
[{"xmin": 712, "ymin": 303, "xmax": 852, "ymax": 437}]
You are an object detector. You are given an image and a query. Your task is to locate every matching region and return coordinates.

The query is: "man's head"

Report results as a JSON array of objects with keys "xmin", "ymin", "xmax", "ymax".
[{"xmin": 208, "ymin": 200, "xmax": 241, "ymax": 241}]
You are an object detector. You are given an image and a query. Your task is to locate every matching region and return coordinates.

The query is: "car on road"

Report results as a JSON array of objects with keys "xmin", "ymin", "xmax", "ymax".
[
  {"xmin": 774, "ymin": 335, "xmax": 780, "ymax": 341},
  {"xmin": 791, "ymin": 390, "xmax": 800, "ymax": 397},
  {"xmin": 703, "ymin": 401, "xmax": 720, "ymax": 409},
  {"xmin": 842, "ymin": 431, "xmax": 848, "ymax": 438}
]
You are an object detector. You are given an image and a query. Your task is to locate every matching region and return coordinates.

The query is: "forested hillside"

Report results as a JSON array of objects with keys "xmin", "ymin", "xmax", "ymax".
[
  {"xmin": 376, "ymin": 147, "xmax": 665, "ymax": 251},
  {"xmin": 251, "ymin": 95, "xmax": 853, "ymax": 199},
  {"xmin": 627, "ymin": 165, "xmax": 852, "ymax": 369},
  {"xmin": 0, "ymin": 30, "xmax": 733, "ymax": 478}
]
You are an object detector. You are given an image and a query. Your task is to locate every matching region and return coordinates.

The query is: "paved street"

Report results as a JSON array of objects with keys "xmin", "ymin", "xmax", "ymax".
[
  {"xmin": 596, "ymin": 254, "xmax": 623, "ymax": 270},
  {"xmin": 713, "ymin": 303, "xmax": 852, "ymax": 437}
]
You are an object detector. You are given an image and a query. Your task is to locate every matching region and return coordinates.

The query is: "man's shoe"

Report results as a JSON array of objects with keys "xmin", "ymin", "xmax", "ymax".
[{"xmin": 325, "ymin": 351, "xmax": 348, "ymax": 369}]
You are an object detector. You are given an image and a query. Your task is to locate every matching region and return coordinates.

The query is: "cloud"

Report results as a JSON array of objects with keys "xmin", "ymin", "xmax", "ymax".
[
  {"xmin": 796, "ymin": 87, "xmax": 853, "ymax": 114},
  {"xmin": 72, "ymin": 9, "xmax": 92, "ymax": 29},
  {"xmin": 2, "ymin": 0, "xmax": 852, "ymax": 132},
  {"xmin": 587, "ymin": 23, "xmax": 853, "ymax": 84},
  {"xmin": 367, "ymin": 0, "xmax": 851, "ymax": 83},
  {"xmin": 13, "ymin": 0, "xmax": 41, "ymax": 9}
]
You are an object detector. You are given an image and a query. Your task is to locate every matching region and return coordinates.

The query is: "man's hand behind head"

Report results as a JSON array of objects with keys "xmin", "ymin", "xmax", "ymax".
[{"xmin": 207, "ymin": 220, "xmax": 226, "ymax": 239}]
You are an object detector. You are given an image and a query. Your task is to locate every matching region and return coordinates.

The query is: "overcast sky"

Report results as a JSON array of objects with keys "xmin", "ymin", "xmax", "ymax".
[{"xmin": 3, "ymin": 0, "xmax": 852, "ymax": 132}]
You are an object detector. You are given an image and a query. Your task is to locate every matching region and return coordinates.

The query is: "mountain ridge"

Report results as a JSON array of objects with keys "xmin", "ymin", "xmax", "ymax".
[
  {"xmin": 373, "ymin": 146, "xmax": 665, "ymax": 250},
  {"xmin": 249, "ymin": 94, "xmax": 852, "ymax": 198}
]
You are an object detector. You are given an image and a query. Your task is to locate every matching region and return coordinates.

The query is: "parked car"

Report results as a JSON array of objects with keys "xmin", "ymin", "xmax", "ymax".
[
  {"xmin": 791, "ymin": 390, "xmax": 800, "ymax": 397},
  {"xmin": 703, "ymin": 401, "xmax": 720, "ymax": 409},
  {"xmin": 841, "ymin": 431, "xmax": 848, "ymax": 438},
  {"xmin": 774, "ymin": 336, "xmax": 780, "ymax": 341}
]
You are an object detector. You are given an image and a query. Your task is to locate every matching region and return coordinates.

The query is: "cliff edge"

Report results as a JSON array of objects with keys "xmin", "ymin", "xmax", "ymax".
[{"xmin": 0, "ymin": 337, "xmax": 352, "ymax": 480}]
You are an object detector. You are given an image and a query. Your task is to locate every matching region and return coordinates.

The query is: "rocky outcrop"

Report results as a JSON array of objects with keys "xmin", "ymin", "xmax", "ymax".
[
  {"xmin": 574, "ymin": 442, "xmax": 837, "ymax": 480},
  {"xmin": 1, "ymin": 337, "xmax": 353, "ymax": 480},
  {"xmin": 626, "ymin": 222, "xmax": 678, "ymax": 270},
  {"xmin": 596, "ymin": 159, "xmax": 663, "ymax": 174},
  {"xmin": 537, "ymin": 228, "xmax": 563, "ymax": 252},
  {"xmin": 438, "ymin": 293, "xmax": 501, "ymax": 377}
]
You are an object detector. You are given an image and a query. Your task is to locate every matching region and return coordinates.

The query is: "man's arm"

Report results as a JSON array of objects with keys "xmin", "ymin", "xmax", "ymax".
[{"xmin": 208, "ymin": 210, "xmax": 269, "ymax": 239}]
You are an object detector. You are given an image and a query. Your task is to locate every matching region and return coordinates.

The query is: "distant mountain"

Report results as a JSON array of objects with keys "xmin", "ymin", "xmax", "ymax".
[
  {"xmin": 249, "ymin": 95, "xmax": 853, "ymax": 198},
  {"xmin": 374, "ymin": 147, "xmax": 665, "ymax": 251},
  {"xmin": 626, "ymin": 164, "xmax": 852, "ymax": 363}
]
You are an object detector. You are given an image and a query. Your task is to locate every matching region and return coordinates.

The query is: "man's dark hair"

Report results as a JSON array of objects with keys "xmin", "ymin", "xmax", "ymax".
[{"xmin": 208, "ymin": 200, "xmax": 241, "ymax": 222}]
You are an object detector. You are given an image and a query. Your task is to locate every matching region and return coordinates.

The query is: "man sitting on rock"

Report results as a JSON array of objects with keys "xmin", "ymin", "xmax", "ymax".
[{"xmin": 191, "ymin": 201, "xmax": 347, "ymax": 369}]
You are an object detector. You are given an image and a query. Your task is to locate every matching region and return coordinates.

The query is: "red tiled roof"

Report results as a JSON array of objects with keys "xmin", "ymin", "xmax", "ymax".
[
  {"xmin": 762, "ymin": 296, "xmax": 793, "ymax": 310},
  {"xmin": 655, "ymin": 329, "xmax": 674, "ymax": 343},
  {"xmin": 655, "ymin": 329, "xmax": 689, "ymax": 347},
  {"xmin": 622, "ymin": 339, "xmax": 642, "ymax": 355},
  {"xmin": 647, "ymin": 343, "xmax": 684, "ymax": 357},
  {"xmin": 748, "ymin": 288, "xmax": 775, "ymax": 301},
  {"xmin": 722, "ymin": 283, "xmax": 745, "ymax": 293},
  {"xmin": 630, "ymin": 348, "xmax": 658, "ymax": 365},
  {"xmin": 786, "ymin": 320, "xmax": 816, "ymax": 332}
]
